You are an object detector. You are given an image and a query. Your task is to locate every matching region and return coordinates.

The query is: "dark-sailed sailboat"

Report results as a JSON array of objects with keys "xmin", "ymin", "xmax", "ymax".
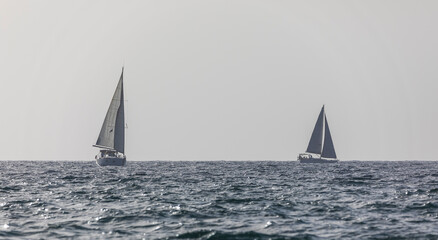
[
  {"xmin": 93, "ymin": 68, "xmax": 127, "ymax": 166},
  {"xmin": 298, "ymin": 105, "xmax": 338, "ymax": 163}
]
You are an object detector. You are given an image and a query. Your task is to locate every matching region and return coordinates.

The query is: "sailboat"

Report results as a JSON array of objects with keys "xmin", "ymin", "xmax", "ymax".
[
  {"xmin": 298, "ymin": 105, "xmax": 339, "ymax": 163},
  {"xmin": 93, "ymin": 68, "xmax": 127, "ymax": 166}
]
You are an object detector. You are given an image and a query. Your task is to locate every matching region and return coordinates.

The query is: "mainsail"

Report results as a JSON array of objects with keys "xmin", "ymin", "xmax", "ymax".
[
  {"xmin": 95, "ymin": 69, "xmax": 125, "ymax": 153},
  {"xmin": 306, "ymin": 106, "xmax": 324, "ymax": 154},
  {"xmin": 306, "ymin": 105, "xmax": 337, "ymax": 159},
  {"xmin": 321, "ymin": 117, "xmax": 337, "ymax": 159}
]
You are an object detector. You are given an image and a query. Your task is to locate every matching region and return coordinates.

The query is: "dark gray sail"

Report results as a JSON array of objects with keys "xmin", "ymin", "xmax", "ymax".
[
  {"xmin": 306, "ymin": 106, "xmax": 324, "ymax": 154},
  {"xmin": 95, "ymin": 69, "xmax": 125, "ymax": 153},
  {"xmin": 321, "ymin": 117, "xmax": 336, "ymax": 159}
]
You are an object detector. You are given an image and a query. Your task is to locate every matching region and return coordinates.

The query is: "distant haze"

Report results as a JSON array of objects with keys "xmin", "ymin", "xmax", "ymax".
[{"xmin": 1, "ymin": 0, "xmax": 437, "ymax": 161}]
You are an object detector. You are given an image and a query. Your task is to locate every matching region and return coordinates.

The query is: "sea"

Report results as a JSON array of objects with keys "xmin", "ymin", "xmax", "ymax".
[{"xmin": 1, "ymin": 161, "xmax": 438, "ymax": 239}]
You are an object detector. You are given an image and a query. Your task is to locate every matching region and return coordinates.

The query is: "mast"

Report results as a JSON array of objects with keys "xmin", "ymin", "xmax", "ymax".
[{"xmin": 94, "ymin": 68, "xmax": 125, "ymax": 153}]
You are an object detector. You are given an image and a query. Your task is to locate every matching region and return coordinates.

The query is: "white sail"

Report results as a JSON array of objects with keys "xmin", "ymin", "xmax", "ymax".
[
  {"xmin": 95, "ymin": 69, "xmax": 125, "ymax": 153},
  {"xmin": 321, "ymin": 116, "xmax": 337, "ymax": 159},
  {"xmin": 306, "ymin": 106, "xmax": 324, "ymax": 154}
]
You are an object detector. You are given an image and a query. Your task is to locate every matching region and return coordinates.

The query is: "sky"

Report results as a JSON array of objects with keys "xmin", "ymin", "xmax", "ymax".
[{"xmin": 1, "ymin": 0, "xmax": 437, "ymax": 161}]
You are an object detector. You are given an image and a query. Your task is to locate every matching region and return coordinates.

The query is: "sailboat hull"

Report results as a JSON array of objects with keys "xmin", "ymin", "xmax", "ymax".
[
  {"xmin": 96, "ymin": 157, "xmax": 126, "ymax": 167},
  {"xmin": 298, "ymin": 158, "xmax": 339, "ymax": 163}
]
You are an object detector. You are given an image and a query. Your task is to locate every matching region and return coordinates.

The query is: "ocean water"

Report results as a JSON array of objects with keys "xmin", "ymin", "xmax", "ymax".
[{"xmin": 1, "ymin": 161, "xmax": 438, "ymax": 239}]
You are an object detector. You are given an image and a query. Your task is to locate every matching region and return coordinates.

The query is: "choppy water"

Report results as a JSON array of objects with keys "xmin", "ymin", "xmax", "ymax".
[{"xmin": 1, "ymin": 161, "xmax": 438, "ymax": 239}]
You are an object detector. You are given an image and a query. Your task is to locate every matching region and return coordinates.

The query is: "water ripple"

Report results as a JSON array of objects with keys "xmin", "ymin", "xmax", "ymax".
[{"xmin": 1, "ymin": 161, "xmax": 438, "ymax": 239}]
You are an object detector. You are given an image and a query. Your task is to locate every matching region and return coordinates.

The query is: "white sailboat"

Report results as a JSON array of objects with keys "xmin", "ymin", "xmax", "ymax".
[
  {"xmin": 93, "ymin": 68, "xmax": 127, "ymax": 166},
  {"xmin": 298, "ymin": 105, "xmax": 339, "ymax": 163}
]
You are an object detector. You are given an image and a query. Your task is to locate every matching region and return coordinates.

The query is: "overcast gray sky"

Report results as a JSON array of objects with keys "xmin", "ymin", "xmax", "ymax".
[{"xmin": 1, "ymin": 0, "xmax": 437, "ymax": 161}]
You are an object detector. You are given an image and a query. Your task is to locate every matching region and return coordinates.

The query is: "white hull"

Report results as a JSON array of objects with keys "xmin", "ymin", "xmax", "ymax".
[
  {"xmin": 96, "ymin": 157, "xmax": 126, "ymax": 167},
  {"xmin": 297, "ymin": 157, "xmax": 338, "ymax": 163}
]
